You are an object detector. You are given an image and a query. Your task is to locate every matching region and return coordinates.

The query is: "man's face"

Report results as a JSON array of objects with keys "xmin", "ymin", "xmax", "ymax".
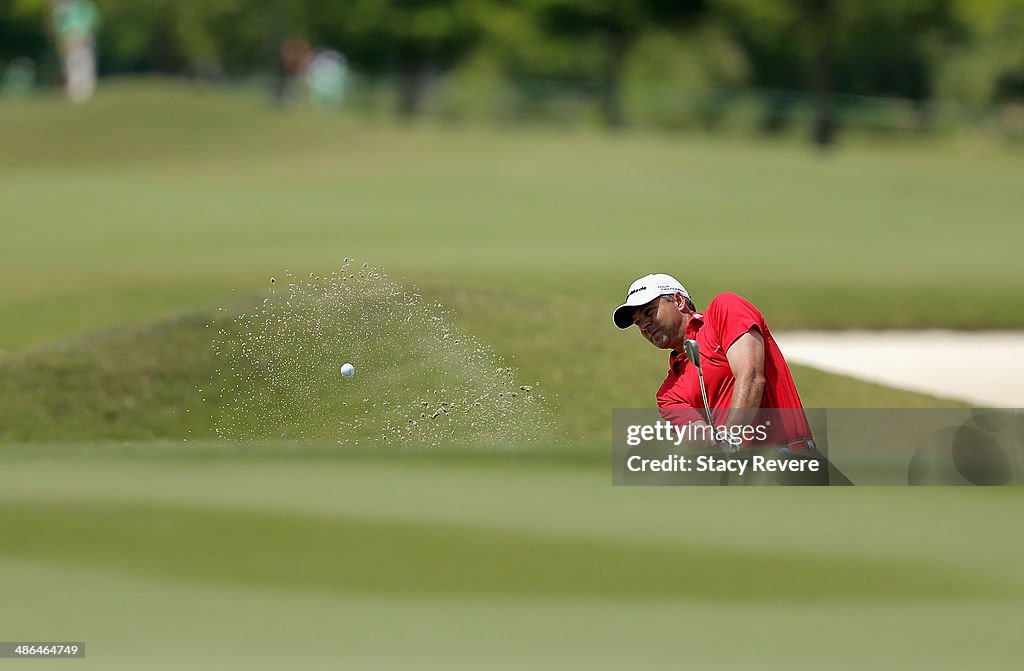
[{"xmin": 633, "ymin": 293, "xmax": 689, "ymax": 350}]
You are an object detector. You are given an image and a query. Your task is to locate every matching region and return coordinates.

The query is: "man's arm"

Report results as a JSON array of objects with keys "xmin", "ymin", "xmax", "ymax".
[{"xmin": 724, "ymin": 327, "xmax": 766, "ymax": 432}]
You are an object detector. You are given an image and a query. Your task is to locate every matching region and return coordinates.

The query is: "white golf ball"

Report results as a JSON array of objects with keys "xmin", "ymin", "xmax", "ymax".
[{"xmin": 340, "ymin": 362, "xmax": 355, "ymax": 377}]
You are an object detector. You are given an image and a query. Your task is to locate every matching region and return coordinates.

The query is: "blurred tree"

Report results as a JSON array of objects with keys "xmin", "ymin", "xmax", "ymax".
[
  {"xmin": 530, "ymin": 0, "xmax": 707, "ymax": 127},
  {"xmin": 93, "ymin": 0, "xmax": 181, "ymax": 73},
  {"xmin": 622, "ymin": 26, "xmax": 751, "ymax": 131},
  {"xmin": 0, "ymin": 0, "xmax": 50, "ymax": 68},
  {"xmin": 308, "ymin": 0, "xmax": 483, "ymax": 119},
  {"xmin": 472, "ymin": 1, "xmax": 601, "ymax": 85},
  {"xmin": 937, "ymin": 0, "xmax": 1024, "ymax": 115},
  {"xmin": 712, "ymin": 0, "xmax": 960, "ymax": 146},
  {"xmin": 92, "ymin": 0, "xmax": 304, "ymax": 78}
]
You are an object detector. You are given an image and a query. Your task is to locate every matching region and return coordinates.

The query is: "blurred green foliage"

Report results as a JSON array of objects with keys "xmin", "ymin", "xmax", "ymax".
[
  {"xmin": 2, "ymin": 0, "xmax": 1024, "ymax": 139},
  {"xmin": 937, "ymin": 0, "xmax": 1024, "ymax": 117}
]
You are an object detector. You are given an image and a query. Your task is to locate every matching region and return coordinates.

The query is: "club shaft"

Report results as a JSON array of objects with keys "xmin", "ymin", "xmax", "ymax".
[
  {"xmin": 696, "ymin": 369, "xmax": 714, "ymax": 435},
  {"xmin": 685, "ymin": 339, "xmax": 722, "ymax": 447}
]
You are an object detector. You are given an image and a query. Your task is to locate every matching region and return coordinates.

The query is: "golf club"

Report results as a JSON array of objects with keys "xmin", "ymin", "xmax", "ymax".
[{"xmin": 683, "ymin": 339, "xmax": 722, "ymax": 447}]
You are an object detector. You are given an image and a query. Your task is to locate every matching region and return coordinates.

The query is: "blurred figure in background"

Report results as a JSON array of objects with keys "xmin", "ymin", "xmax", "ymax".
[
  {"xmin": 276, "ymin": 37, "xmax": 312, "ymax": 105},
  {"xmin": 306, "ymin": 49, "xmax": 348, "ymax": 109},
  {"xmin": 1, "ymin": 58, "xmax": 36, "ymax": 99},
  {"xmin": 51, "ymin": 0, "xmax": 99, "ymax": 103}
]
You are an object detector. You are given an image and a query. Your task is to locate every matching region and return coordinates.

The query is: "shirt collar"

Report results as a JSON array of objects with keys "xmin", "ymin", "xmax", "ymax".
[
  {"xmin": 669, "ymin": 313, "xmax": 704, "ymax": 373},
  {"xmin": 686, "ymin": 312, "xmax": 704, "ymax": 339}
]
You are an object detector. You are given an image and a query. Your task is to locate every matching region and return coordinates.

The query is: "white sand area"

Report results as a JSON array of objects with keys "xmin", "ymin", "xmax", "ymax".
[{"xmin": 776, "ymin": 331, "xmax": 1024, "ymax": 407}]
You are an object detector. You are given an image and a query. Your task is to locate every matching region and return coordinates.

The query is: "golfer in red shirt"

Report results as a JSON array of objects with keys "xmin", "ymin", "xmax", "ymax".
[{"xmin": 613, "ymin": 273, "xmax": 817, "ymax": 453}]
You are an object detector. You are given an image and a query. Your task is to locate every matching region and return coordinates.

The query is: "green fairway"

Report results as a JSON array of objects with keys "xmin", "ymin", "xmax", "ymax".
[
  {"xmin": 0, "ymin": 443, "xmax": 1022, "ymax": 669},
  {"xmin": 2, "ymin": 80, "xmax": 1024, "ymax": 353},
  {"xmin": 1, "ymin": 81, "xmax": 1021, "ymax": 670},
  {"xmin": 0, "ymin": 79, "xmax": 993, "ymax": 442}
]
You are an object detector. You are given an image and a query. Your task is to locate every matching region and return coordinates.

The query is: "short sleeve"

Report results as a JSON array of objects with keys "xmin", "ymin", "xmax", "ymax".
[{"xmin": 705, "ymin": 293, "xmax": 767, "ymax": 354}]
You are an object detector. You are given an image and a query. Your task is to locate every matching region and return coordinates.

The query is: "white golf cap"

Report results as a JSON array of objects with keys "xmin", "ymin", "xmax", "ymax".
[{"xmin": 612, "ymin": 273, "xmax": 689, "ymax": 329}]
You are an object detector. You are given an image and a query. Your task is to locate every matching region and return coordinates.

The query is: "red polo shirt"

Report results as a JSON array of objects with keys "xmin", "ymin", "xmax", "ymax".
[{"xmin": 656, "ymin": 292, "xmax": 812, "ymax": 447}]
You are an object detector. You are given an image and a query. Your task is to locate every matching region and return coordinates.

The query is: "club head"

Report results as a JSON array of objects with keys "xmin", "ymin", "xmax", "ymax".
[{"xmin": 683, "ymin": 339, "xmax": 700, "ymax": 369}]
